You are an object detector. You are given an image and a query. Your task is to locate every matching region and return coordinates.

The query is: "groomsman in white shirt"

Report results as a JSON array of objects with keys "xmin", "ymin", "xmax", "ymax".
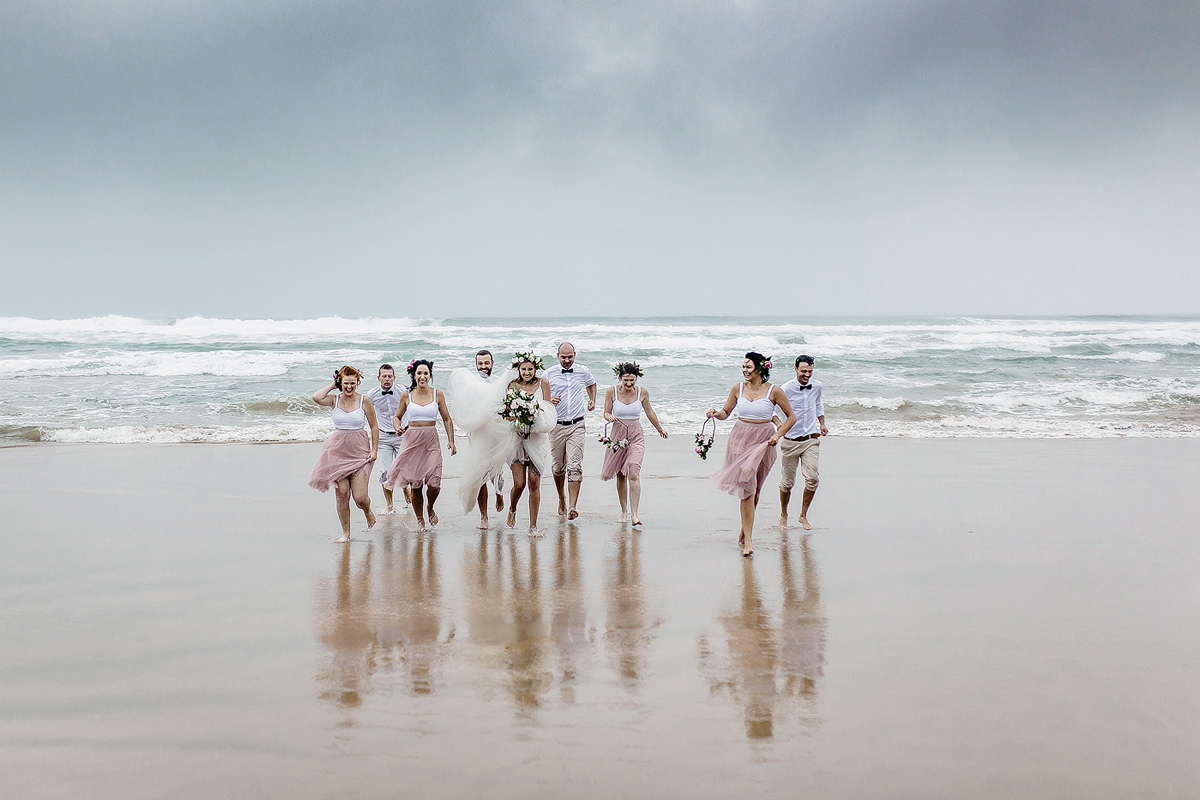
[
  {"xmin": 777, "ymin": 355, "xmax": 828, "ymax": 530},
  {"xmin": 545, "ymin": 342, "xmax": 597, "ymax": 520},
  {"xmin": 366, "ymin": 364, "xmax": 408, "ymax": 514}
]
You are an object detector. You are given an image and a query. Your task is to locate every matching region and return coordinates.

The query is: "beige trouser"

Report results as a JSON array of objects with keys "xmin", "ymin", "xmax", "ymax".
[
  {"xmin": 551, "ymin": 420, "xmax": 585, "ymax": 481},
  {"xmin": 779, "ymin": 436, "xmax": 819, "ymax": 491}
]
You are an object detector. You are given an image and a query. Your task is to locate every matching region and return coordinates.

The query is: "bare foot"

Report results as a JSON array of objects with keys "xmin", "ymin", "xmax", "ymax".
[
  {"xmin": 619, "ymin": 511, "xmax": 628, "ymax": 523},
  {"xmin": 738, "ymin": 530, "xmax": 746, "ymax": 547},
  {"xmin": 477, "ymin": 516, "xmax": 489, "ymax": 530},
  {"xmin": 557, "ymin": 504, "xmax": 567, "ymax": 517},
  {"xmin": 495, "ymin": 495, "xmax": 504, "ymax": 512},
  {"xmin": 415, "ymin": 518, "xmax": 426, "ymax": 533},
  {"xmin": 335, "ymin": 534, "xmax": 351, "ymax": 544},
  {"xmin": 632, "ymin": 518, "xmax": 642, "ymax": 526},
  {"xmin": 366, "ymin": 512, "xmax": 377, "ymax": 530},
  {"xmin": 778, "ymin": 516, "xmax": 789, "ymax": 530},
  {"xmin": 428, "ymin": 511, "xmax": 439, "ymax": 527},
  {"xmin": 567, "ymin": 508, "xmax": 579, "ymax": 520},
  {"xmin": 742, "ymin": 549, "xmax": 753, "ymax": 557},
  {"xmin": 528, "ymin": 526, "xmax": 543, "ymax": 538},
  {"xmin": 798, "ymin": 516, "xmax": 813, "ymax": 531},
  {"xmin": 506, "ymin": 511, "xmax": 517, "ymax": 528}
]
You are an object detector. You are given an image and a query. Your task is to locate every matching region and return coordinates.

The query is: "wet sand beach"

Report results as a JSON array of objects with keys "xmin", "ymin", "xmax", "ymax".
[{"xmin": 2, "ymin": 437, "xmax": 1198, "ymax": 798}]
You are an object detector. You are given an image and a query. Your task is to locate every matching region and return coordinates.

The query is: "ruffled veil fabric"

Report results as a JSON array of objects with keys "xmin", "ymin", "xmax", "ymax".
[{"xmin": 450, "ymin": 368, "xmax": 556, "ymax": 512}]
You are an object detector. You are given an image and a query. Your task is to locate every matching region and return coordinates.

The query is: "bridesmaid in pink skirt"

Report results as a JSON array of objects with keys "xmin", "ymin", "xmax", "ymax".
[
  {"xmin": 309, "ymin": 365, "xmax": 379, "ymax": 543},
  {"xmin": 707, "ymin": 352, "xmax": 796, "ymax": 556},
  {"xmin": 600, "ymin": 362, "xmax": 668, "ymax": 525},
  {"xmin": 385, "ymin": 359, "xmax": 456, "ymax": 532}
]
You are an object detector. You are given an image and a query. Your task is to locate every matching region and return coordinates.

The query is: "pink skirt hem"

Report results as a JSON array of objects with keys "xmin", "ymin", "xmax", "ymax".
[
  {"xmin": 600, "ymin": 420, "xmax": 645, "ymax": 481},
  {"xmin": 711, "ymin": 420, "xmax": 777, "ymax": 499}
]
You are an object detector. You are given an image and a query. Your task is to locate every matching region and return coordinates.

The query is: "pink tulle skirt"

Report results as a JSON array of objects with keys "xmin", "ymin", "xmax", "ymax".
[
  {"xmin": 385, "ymin": 426, "xmax": 443, "ymax": 489},
  {"xmin": 600, "ymin": 419, "xmax": 645, "ymax": 480},
  {"xmin": 308, "ymin": 428, "xmax": 373, "ymax": 492},
  {"xmin": 711, "ymin": 420, "xmax": 777, "ymax": 499}
]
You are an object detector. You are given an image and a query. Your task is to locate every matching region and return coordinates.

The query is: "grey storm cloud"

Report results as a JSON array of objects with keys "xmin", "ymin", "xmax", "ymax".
[
  {"xmin": 6, "ymin": 1, "xmax": 1197, "ymax": 175},
  {"xmin": 2, "ymin": 1, "xmax": 1198, "ymax": 317}
]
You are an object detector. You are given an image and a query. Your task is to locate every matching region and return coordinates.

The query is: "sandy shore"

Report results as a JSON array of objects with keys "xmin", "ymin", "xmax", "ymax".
[{"xmin": 2, "ymin": 436, "xmax": 1198, "ymax": 798}]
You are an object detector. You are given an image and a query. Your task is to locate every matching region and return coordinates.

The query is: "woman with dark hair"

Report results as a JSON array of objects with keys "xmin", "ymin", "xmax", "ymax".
[
  {"xmin": 309, "ymin": 365, "xmax": 379, "ymax": 543},
  {"xmin": 706, "ymin": 352, "xmax": 796, "ymax": 556},
  {"xmin": 600, "ymin": 362, "xmax": 668, "ymax": 525},
  {"xmin": 385, "ymin": 359, "xmax": 456, "ymax": 532}
]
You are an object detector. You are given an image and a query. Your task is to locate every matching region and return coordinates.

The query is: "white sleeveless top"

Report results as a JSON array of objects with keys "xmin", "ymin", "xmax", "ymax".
[
  {"xmin": 332, "ymin": 394, "xmax": 367, "ymax": 430},
  {"xmin": 735, "ymin": 383, "xmax": 774, "ymax": 421},
  {"xmin": 406, "ymin": 391, "xmax": 440, "ymax": 423},
  {"xmin": 612, "ymin": 386, "xmax": 642, "ymax": 420}
]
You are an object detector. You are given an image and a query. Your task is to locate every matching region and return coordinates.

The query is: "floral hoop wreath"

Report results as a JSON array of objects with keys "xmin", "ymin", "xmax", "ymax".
[
  {"xmin": 694, "ymin": 416, "xmax": 717, "ymax": 460},
  {"xmin": 598, "ymin": 421, "xmax": 630, "ymax": 451},
  {"xmin": 612, "ymin": 361, "xmax": 644, "ymax": 379},
  {"xmin": 511, "ymin": 351, "xmax": 545, "ymax": 371}
]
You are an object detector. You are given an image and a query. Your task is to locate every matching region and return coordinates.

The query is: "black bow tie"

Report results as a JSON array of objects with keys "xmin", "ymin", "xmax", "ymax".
[
  {"xmin": 562, "ymin": 368, "xmax": 574, "ymax": 373},
  {"xmin": 798, "ymin": 384, "xmax": 812, "ymax": 391},
  {"xmin": 380, "ymin": 390, "xmax": 393, "ymax": 395}
]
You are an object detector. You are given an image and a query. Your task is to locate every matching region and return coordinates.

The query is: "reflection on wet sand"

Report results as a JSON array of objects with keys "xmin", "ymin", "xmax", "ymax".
[
  {"xmin": 699, "ymin": 535, "xmax": 826, "ymax": 740},
  {"xmin": 605, "ymin": 528, "xmax": 649, "ymax": 690},
  {"xmin": 314, "ymin": 532, "xmax": 450, "ymax": 722},
  {"xmin": 462, "ymin": 528, "xmax": 592, "ymax": 719}
]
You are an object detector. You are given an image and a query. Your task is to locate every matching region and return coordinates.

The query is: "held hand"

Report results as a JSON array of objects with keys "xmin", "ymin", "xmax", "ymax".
[
  {"xmin": 368, "ymin": 451, "xmax": 378, "ymax": 462},
  {"xmin": 706, "ymin": 408, "xmax": 717, "ymax": 419},
  {"xmin": 604, "ymin": 413, "xmax": 615, "ymax": 422},
  {"xmin": 767, "ymin": 435, "xmax": 779, "ymax": 447}
]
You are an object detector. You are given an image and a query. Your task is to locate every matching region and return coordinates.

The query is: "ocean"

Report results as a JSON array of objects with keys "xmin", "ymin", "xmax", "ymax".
[{"xmin": 2, "ymin": 315, "xmax": 1198, "ymax": 444}]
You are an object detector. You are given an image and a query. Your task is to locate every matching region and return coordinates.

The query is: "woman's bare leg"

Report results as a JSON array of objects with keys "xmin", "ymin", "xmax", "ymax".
[
  {"xmin": 615, "ymin": 474, "xmax": 629, "ymax": 522},
  {"xmin": 411, "ymin": 487, "xmax": 426, "ymax": 532},
  {"xmin": 334, "ymin": 478, "xmax": 353, "ymax": 542},
  {"xmin": 426, "ymin": 486, "xmax": 440, "ymax": 526},
  {"xmin": 508, "ymin": 464, "xmax": 526, "ymax": 527},
  {"xmin": 349, "ymin": 469, "xmax": 376, "ymax": 530},
  {"xmin": 739, "ymin": 495, "xmax": 756, "ymax": 555},
  {"xmin": 629, "ymin": 473, "xmax": 642, "ymax": 525}
]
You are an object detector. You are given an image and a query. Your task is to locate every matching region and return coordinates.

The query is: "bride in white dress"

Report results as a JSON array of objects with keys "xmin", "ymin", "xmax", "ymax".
[{"xmin": 450, "ymin": 352, "xmax": 556, "ymax": 533}]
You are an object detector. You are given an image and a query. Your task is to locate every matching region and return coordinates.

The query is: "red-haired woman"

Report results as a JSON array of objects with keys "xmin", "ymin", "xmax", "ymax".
[{"xmin": 310, "ymin": 365, "xmax": 379, "ymax": 542}]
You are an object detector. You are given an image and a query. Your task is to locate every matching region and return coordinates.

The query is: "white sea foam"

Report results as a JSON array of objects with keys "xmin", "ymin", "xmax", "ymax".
[{"xmin": 44, "ymin": 420, "xmax": 330, "ymax": 444}]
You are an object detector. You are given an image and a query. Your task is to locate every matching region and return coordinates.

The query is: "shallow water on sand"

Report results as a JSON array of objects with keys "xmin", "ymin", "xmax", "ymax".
[{"xmin": 2, "ymin": 439, "xmax": 1198, "ymax": 798}]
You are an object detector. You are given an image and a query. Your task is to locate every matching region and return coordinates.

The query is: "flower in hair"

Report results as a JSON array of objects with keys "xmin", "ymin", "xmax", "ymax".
[
  {"xmin": 612, "ymin": 361, "xmax": 644, "ymax": 378},
  {"xmin": 510, "ymin": 351, "xmax": 545, "ymax": 370}
]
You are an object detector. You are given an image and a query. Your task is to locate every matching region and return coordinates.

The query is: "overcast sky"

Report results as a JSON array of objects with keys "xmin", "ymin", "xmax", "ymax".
[{"xmin": 2, "ymin": 1, "xmax": 1197, "ymax": 319}]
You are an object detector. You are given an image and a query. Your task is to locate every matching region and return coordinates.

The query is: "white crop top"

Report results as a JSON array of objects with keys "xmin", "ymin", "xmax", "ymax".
[
  {"xmin": 611, "ymin": 386, "xmax": 643, "ymax": 420},
  {"xmin": 332, "ymin": 394, "xmax": 367, "ymax": 430},
  {"xmin": 405, "ymin": 393, "xmax": 440, "ymax": 423},
  {"xmin": 735, "ymin": 383, "xmax": 775, "ymax": 421}
]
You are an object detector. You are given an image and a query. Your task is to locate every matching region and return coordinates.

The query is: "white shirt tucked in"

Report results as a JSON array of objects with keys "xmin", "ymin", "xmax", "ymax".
[
  {"xmin": 779, "ymin": 378, "xmax": 824, "ymax": 438},
  {"xmin": 545, "ymin": 364, "xmax": 596, "ymax": 421},
  {"xmin": 366, "ymin": 385, "xmax": 407, "ymax": 433}
]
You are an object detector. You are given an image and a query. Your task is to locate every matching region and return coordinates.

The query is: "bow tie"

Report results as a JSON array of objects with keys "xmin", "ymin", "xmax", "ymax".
[
  {"xmin": 798, "ymin": 384, "xmax": 812, "ymax": 391},
  {"xmin": 562, "ymin": 368, "xmax": 574, "ymax": 373},
  {"xmin": 380, "ymin": 390, "xmax": 393, "ymax": 395}
]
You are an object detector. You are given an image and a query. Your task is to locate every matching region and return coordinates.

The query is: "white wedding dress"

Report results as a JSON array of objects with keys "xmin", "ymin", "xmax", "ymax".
[{"xmin": 449, "ymin": 368, "xmax": 557, "ymax": 513}]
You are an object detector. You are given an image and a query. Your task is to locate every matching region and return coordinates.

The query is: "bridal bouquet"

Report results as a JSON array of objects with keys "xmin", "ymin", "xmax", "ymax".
[{"xmin": 500, "ymin": 386, "xmax": 540, "ymax": 437}]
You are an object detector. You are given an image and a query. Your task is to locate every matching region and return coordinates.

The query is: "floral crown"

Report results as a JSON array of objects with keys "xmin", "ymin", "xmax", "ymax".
[
  {"xmin": 753, "ymin": 355, "xmax": 773, "ymax": 373},
  {"xmin": 406, "ymin": 358, "xmax": 433, "ymax": 374},
  {"xmin": 612, "ymin": 361, "xmax": 643, "ymax": 378},
  {"xmin": 510, "ymin": 351, "xmax": 544, "ymax": 370}
]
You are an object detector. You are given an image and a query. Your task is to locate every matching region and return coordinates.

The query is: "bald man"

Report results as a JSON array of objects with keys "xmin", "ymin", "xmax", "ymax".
[{"xmin": 544, "ymin": 341, "xmax": 597, "ymax": 519}]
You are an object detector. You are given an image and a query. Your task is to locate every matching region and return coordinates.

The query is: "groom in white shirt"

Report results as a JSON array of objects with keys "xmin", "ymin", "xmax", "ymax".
[
  {"xmin": 777, "ymin": 355, "xmax": 827, "ymax": 530},
  {"xmin": 545, "ymin": 342, "xmax": 597, "ymax": 520}
]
